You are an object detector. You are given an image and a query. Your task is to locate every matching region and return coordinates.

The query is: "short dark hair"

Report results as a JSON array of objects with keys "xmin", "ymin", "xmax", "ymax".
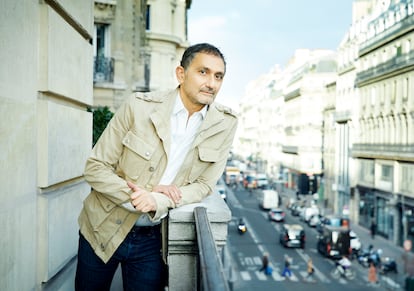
[{"xmin": 180, "ymin": 43, "xmax": 226, "ymax": 71}]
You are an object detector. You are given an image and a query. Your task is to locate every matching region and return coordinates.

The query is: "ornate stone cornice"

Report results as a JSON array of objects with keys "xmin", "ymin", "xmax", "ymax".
[{"xmin": 94, "ymin": 0, "xmax": 116, "ymax": 22}]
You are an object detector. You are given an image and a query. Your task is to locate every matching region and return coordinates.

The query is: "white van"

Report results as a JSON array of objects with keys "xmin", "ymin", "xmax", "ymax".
[{"xmin": 261, "ymin": 190, "xmax": 279, "ymax": 210}]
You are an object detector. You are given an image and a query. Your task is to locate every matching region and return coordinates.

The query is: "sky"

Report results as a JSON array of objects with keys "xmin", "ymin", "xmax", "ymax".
[{"xmin": 188, "ymin": 0, "xmax": 355, "ymax": 110}]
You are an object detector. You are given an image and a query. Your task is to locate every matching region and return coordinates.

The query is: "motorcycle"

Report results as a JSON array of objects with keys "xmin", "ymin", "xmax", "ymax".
[
  {"xmin": 357, "ymin": 245, "xmax": 378, "ymax": 267},
  {"xmin": 238, "ymin": 219, "xmax": 247, "ymax": 235},
  {"xmin": 379, "ymin": 257, "xmax": 398, "ymax": 274},
  {"xmin": 357, "ymin": 247, "xmax": 398, "ymax": 274}
]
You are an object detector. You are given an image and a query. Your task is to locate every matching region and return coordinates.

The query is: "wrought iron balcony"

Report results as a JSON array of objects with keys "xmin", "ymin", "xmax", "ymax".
[
  {"xmin": 355, "ymin": 51, "xmax": 414, "ymax": 86},
  {"xmin": 94, "ymin": 56, "xmax": 114, "ymax": 83}
]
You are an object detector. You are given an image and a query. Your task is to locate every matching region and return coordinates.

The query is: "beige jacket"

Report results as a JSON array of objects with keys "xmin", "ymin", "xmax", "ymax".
[{"xmin": 78, "ymin": 89, "xmax": 238, "ymax": 263}]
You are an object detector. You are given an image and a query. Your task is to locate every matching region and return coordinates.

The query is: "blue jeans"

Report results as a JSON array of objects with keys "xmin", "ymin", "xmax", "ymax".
[
  {"xmin": 75, "ymin": 225, "xmax": 165, "ymax": 291},
  {"xmin": 282, "ymin": 266, "xmax": 291, "ymax": 277}
]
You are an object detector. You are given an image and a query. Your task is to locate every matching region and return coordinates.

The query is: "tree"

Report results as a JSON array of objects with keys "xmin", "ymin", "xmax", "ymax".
[{"xmin": 87, "ymin": 106, "xmax": 114, "ymax": 146}]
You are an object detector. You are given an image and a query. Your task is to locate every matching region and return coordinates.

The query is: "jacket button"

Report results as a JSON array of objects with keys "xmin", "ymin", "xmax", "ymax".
[
  {"xmin": 116, "ymin": 219, "xmax": 122, "ymax": 225},
  {"xmin": 100, "ymin": 243, "xmax": 105, "ymax": 250},
  {"xmin": 149, "ymin": 166, "xmax": 155, "ymax": 172},
  {"xmin": 145, "ymin": 151, "xmax": 150, "ymax": 157}
]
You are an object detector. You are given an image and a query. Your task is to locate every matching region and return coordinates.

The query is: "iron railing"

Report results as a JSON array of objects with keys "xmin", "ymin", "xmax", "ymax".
[{"xmin": 94, "ymin": 56, "xmax": 114, "ymax": 83}]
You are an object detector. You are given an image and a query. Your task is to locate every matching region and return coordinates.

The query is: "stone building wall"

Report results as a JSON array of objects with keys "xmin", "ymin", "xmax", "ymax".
[{"xmin": 0, "ymin": 1, "xmax": 93, "ymax": 290}]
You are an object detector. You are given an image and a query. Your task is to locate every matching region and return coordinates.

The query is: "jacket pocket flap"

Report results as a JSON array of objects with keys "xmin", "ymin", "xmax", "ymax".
[
  {"xmin": 96, "ymin": 191, "xmax": 117, "ymax": 212},
  {"xmin": 198, "ymin": 147, "xmax": 222, "ymax": 162},
  {"xmin": 122, "ymin": 131, "xmax": 154, "ymax": 161}
]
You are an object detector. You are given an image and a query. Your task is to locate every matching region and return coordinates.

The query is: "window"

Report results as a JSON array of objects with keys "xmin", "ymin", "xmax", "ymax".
[
  {"xmin": 403, "ymin": 77, "xmax": 408, "ymax": 100},
  {"xmin": 396, "ymin": 45, "xmax": 402, "ymax": 57},
  {"xmin": 405, "ymin": 39, "xmax": 411, "ymax": 54},
  {"xmin": 145, "ymin": 5, "xmax": 151, "ymax": 30},
  {"xmin": 93, "ymin": 23, "xmax": 113, "ymax": 83},
  {"xmin": 381, "ymin": 165, "xmax": 393, "ymax": 182},
  {"xmin": 95, "ymin": 23, "xmax": 109, "ymax": 57}
]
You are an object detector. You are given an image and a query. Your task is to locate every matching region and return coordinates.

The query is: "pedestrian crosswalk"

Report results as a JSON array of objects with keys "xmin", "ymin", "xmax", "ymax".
[
  {"xmin": 234, "ymin": 255, "xmax": 402, "ymax": 288},
  {"xmin": 237, "ymin": 255, "xmax": 327, "ymax": 282}
]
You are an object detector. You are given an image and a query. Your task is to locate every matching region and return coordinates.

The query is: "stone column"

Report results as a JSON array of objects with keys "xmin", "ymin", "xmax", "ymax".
[{"xmin": 167, "ymin": 193, "xmax": 231, "ymax": 290}]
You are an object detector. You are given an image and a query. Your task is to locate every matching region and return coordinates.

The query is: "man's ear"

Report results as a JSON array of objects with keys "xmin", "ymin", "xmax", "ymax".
[{"xmin": 175, "ymin": 66, "xmax": 185, "ymax": 83}]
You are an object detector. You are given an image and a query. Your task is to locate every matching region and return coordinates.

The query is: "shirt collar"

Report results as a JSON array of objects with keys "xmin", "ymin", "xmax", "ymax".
[{"xmin": 173, "ymin": 94, "xmax": 208, "ymax": 119}]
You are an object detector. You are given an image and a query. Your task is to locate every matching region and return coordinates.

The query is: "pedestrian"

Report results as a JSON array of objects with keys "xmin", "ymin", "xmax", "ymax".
[
  {"xmin": 74, "ymin": 43, "xmax": 238, "ymax": 291},
  {"xmin": 281, "ymin": 254, "xmax": 292, "ymax": 277},
  {"xmin": 306, "ymin": 258, "xmax": 315, "ymax": 282},
  {"xmin": 370, "ymin": 219, "xmax": 377, "ymax": 239},
  {"xmin": 259, "ymin": 252, "xmax": 269, "ymax": 272},
  {"xmin": 368, "ymin": 262, "xmax": 378, "ymax": 285}
]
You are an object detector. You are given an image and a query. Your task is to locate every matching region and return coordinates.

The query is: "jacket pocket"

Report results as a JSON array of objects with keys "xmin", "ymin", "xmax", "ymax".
[
  {"xmin": 118, "ymin": 131, "xmax": 157, "ymax": 179},
  {"xmin": 187, "ymin": 147, "xmax": 223, "ymax": 182},
  {"xmin": 84, "ymin": 191, "xmax": 129, "ymax": 235},
  {"xmin": 83, "ymin": 190, "xmax": 116, "ymax": 231}
]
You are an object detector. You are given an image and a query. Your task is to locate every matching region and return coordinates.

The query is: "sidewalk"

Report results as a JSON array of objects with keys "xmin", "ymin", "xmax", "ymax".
[
  {"xmin": 280, "ymin": 187, "xmax": 406, "ymax": 290},
  {"xmin": 351, "ymin": 222, "xmax": 404, "ymax": 289}
]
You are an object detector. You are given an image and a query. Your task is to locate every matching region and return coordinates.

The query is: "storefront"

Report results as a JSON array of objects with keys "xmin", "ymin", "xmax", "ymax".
[
  {"xmin": 357, "ymin": 186, "xmax": 397, "ymax": 242},
  {"xmin": 398, "ymin": 198, "xmax": 414, "ymax": 249},
  {"xmin": 358, "ymin": 188, "xmax": 375, "ymax": 229}
]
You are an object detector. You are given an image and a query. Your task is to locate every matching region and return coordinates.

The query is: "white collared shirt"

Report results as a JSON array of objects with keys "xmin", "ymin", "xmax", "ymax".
[
  {"xmin": 132, "ymin": 94, "xmax": 207, "ymax": 226},
  {"xmin": 159, "ymin": 94, "xmax": 207, "ymax": 184}
]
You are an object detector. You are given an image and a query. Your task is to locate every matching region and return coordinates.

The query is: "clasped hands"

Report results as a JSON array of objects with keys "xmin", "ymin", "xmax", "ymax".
[{"xmin": 127, "ymin": 181, "xmax": 182, "ymax": 213}]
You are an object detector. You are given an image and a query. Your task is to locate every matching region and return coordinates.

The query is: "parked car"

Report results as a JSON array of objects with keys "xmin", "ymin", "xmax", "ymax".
[
  {"xmin": 268, "ymin": 208, "xmax": 285, "ymax": 222},
  {"xmin": 350, "ymin": 230, "xmax": 362, "ymax": 257},
  {"xmin": 290, "ymin": 202, "xmax": 304, "ymax": 216},
  {"xmin": 300, "ymin": 206, "xmax": 320, "ymax": 222},
  {"xmin": 317, "ymin": 225, "xmax": 351, "ymax": 259},
  {"xmin": 280, "ymin": 224, "xmax": 306, "ymax": 248},
  {"xmin": 316, "ymin": 215, "xmax": 350, "ymax": 234},
  {"xmin": 308, "ymin": 214, "xmax": 321, "ymax": 227}
]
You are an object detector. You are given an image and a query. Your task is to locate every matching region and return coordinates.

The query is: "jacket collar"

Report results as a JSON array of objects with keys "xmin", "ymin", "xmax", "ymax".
[{"xmin": 148, "ymin": 88, "xmax": 227, "ymax": 150}]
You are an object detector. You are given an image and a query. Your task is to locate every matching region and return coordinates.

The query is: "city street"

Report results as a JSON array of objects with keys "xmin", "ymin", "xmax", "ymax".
[{"xmin": 224, "ymin": 184, "xmax": 403, "ymax": 291}]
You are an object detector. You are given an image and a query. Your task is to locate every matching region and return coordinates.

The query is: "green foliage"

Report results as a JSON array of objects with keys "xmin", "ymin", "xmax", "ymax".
[{"xmin": 87, "ymin": 106, "xmax": 114, "ymax": 146}]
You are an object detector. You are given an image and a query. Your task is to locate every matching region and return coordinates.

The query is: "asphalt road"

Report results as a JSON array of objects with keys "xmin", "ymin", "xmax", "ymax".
[{"xmin": 225, "ymin": 185, "xmax": 392, "ymax": 291}]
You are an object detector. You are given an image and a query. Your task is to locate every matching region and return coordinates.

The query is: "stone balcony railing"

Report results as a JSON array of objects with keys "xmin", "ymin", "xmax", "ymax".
[
  {"xmin": 46, "ymin": 191, "xmax": 232, "ymax": 291},
  {"xmin": 167, "ymin": 192, "xmax": 232, "ymax": 290}
]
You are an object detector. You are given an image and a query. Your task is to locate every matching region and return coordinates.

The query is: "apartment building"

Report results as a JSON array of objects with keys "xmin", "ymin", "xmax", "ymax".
[
  {"xmin": 282, "ymin": 49, "xmax": 337, "ymax": 195},
  {"xmin": 353, "ymin": 0, "xmax": 414, "ymax": 245},
  {"xmin": 93, "ymin": 0, "xmax": 191, "ymax": 111},
  {"xmin": 334, "ymin": 0, "xmax": 375, "ymax": 221}
]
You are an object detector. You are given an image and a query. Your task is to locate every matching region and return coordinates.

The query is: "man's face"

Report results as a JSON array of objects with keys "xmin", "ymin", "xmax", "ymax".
[{"xmin": 176, "ymin": 53, "xmax": 225, "ymax": 110}]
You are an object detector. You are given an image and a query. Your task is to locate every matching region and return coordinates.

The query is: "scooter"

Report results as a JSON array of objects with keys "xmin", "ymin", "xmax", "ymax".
[
  {"xmin": 237, "ymin": 219, "xmax": 247, "ymax": 235},
  {"xmin": 357, "ymin": 245, "xmax": 376, "ymax": 267},
  {"xmin": 379, "ymin": 257, "xmax": 398, "ymax": 274}
]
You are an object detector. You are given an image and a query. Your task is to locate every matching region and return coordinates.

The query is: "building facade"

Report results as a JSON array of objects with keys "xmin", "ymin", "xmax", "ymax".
[
  {"xmin": 282, "ymin": 49, "xmax": 337, "ymax": 195},
  {"xmin": 93, "ymin": 0, "xmax": 191, "ymax": 111},
  {"xmin": 353, "ymin": 0, "xmax": 414, "ymax": 245}
]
